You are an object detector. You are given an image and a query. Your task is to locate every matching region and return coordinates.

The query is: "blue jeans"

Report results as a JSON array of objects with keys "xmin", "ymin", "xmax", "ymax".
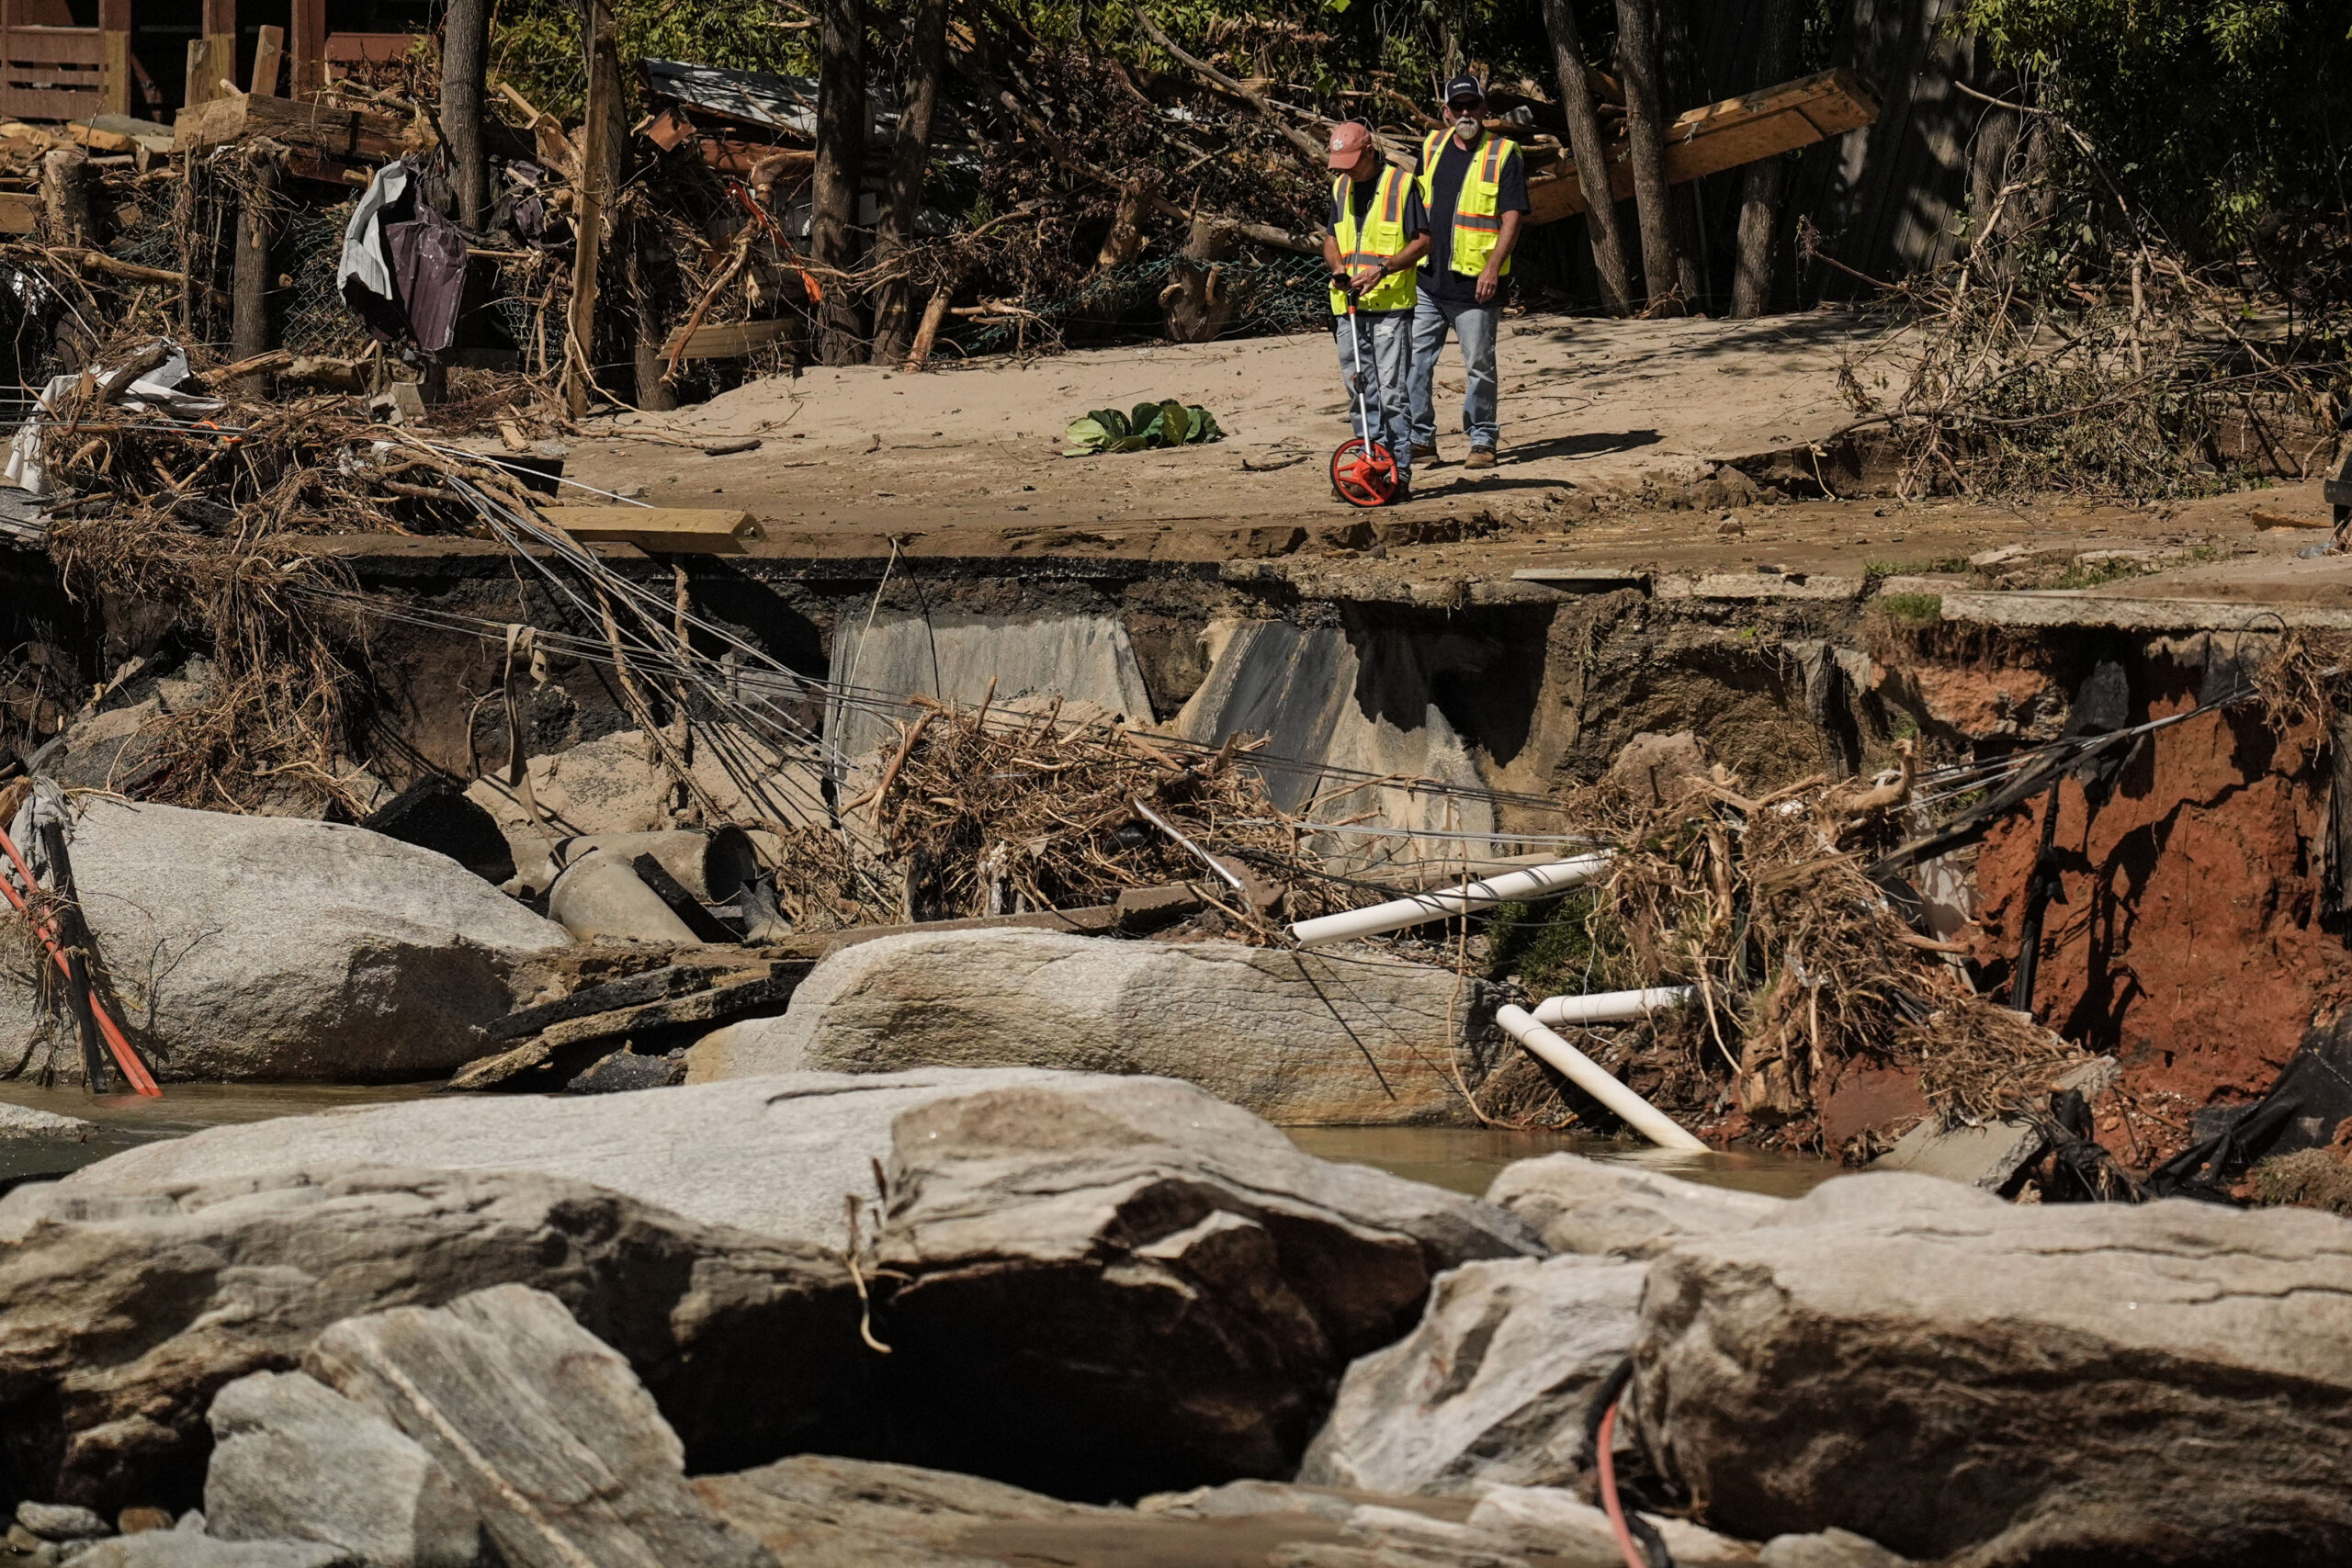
[
  {"xmin": 1409, "ymin": 295, "xmax": 1499, "ymax": 452},
  {"xmin": 1334, "ymin": 309, "xmax": 1413, "ymax": 484}
]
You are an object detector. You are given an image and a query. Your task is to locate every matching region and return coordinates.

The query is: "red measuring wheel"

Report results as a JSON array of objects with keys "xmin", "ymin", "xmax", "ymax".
[{"xmin": 1330, "ymin": 435, "xmax": 1398, "ymax": 508}]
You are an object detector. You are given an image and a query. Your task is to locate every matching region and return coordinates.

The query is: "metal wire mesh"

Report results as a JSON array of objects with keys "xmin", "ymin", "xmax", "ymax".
[{"xmin": 280, "ymin": 203, "xmax": 368, "ymax": 356}]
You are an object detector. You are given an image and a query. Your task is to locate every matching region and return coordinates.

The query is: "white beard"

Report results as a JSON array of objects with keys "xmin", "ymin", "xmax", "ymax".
[{"xmin": 1455, "ymin": 116, "xmax": 1482, "ymax": 140}]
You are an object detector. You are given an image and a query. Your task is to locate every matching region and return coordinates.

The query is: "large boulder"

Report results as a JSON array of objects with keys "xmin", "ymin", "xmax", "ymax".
[
  {"xmin": 863, "ymin": 1076, "xmax": 1538, "ymax": 1495},
  {"xmin": 204, "ymin": 1371, "xmax": 484, "ymax": 1568},
  {"xmin": 0, "ymin": 1167, "xmax": 860, "ymax": 1512},
  {"xmin": 0, "ymin": 801, "xmax": 571, "ymax": 1082},
  {"xmin": 1633, "ymin": 1173, "xmax": 2352, "ymax": 1566},
  {"xmin": 1485, "ymin": 1153, "xmax": 1784, "ymax": 1257},
  {"xmin": 682, "ymin": 930, "xmax": 1505, "ymax": 1125},
  {"xmin": 55, "ymin": 1072, "xmax": 1537, "ymax": 1501},
  {"xmin": 1297, "ymin": 1254, "xmax": 1643, "ymax": 1495},
  {"xmin": 303, "ymin": 1286, "xmax": 772, "ymax": 1568}
]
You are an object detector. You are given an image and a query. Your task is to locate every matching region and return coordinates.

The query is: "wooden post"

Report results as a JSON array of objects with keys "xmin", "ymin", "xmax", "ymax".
[
  {"xmin": 200, "ymin": 0, "xmax": 237, "ymax": 107},
  {"xmin": 232, "ymin": 150, "xmax": 278, "ymax": 385},
  {"xmin": 440, "ymin": 0, "xmax": 490, "ymax": 227},
  {"xmin": 1612, "ymin": 0, "xmax": 1685, "ymax": 313},
  {"xmin": 290, "ymin": 0, "xmax": 326, "ymax": 96},
  {"xmin": 902, "ymin": 284, "xmax": 951, "ymax": 372},
  {"xmin": 98, "ymin": 0, "xmax": 132, "ymax": 116},
  {"xmin": 565, "ymin": 0, "xmax": 623, "ymax": 417},
  {"xmin": 250, "ymin": 23, "xmax": 283, "ymax": 95},
  {"xmin": 185, "ymin": 38, "xmax": 212, "ymax": 109},
  {"xmin": 628, "ymin": 220, "xmax": 678, "ymax": 411},
  {"xmin": 810, "ymin": 0, "xmax": 865, "ymax": 365},
  {"xmin": 1538, "ymin": 0, "xmax": 1634, "ymax": 314},
  {"xmin": 39, "ymin": 148, "xmax": 91, "ymax": 246}
]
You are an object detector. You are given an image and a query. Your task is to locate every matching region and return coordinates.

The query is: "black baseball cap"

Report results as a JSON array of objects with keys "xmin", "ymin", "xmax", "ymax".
[{"xmin": 1443, "ymin": 76, "xmax": 1485, "ymax": 106}]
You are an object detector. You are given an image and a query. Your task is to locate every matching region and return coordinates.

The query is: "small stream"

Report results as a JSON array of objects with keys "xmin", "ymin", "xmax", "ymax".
[{"xmin": 2, "ymin": 1084, "xmax": 1844, "ymax": 1197}]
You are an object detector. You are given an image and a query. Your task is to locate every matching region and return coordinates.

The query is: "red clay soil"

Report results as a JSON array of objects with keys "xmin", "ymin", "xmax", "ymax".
[{"xmin": 1970, "ymin": 688, "xmax": 2352, "ymax": 1140}]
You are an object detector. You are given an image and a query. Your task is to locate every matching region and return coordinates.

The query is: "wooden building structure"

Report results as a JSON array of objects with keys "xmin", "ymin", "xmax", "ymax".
[{"xmin": 0, "ymin": 0, "xmax": 422, "ymax": 124}]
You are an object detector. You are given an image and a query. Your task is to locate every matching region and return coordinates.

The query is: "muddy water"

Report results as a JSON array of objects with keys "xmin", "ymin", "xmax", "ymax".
[
  {"xmin": 1, "ymin": 1084, "xmax": 1843, "ymax": 1197},
  {"xmin": 1286, "ymin": 1126, "xmax": 1840, "ymax": 1199}
]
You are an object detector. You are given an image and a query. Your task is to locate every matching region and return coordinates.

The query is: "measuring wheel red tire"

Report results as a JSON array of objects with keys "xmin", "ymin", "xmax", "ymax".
[{"xmin": 1331, "ymin": 437, "xmax": 1398, "ymax": 508}]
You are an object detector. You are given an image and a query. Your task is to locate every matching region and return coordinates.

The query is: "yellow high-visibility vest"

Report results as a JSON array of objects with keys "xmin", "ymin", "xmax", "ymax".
[
  {"xmin": 1329, "ymin": 165, "xmax": 1419, "ymax": 314},
  {"xmin": 1419, "ymin": 128, "xmax": 1518, "ymax": 278}
]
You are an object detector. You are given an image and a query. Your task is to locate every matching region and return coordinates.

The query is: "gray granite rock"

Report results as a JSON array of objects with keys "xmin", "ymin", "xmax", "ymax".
[
  {"xmin": 0, "ymin": 1103, "xmax": 95, "ymax": 1142},
  {"xmin": 304, "ymin": 1287, "xmax": 771, "ymax": 1568},
  {"xmin": 18, "ymin": 1504, "xmax": 111, "ymax": 1540},
  {"xmin": 205, "ymin": 1371, "xmax": 483, "ymax": 1568},
  {"xmin": 1485, "ymin": 1152, "xmax": 1782, "ymax": 1258}
]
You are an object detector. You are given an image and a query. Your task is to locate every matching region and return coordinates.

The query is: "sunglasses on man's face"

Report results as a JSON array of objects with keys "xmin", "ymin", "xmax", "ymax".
[{"xmin": 1449, "ymin": 100, "xmax": 1484, "ymax": 112}]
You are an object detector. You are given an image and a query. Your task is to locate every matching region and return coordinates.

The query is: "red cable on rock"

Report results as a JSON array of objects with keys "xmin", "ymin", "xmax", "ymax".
[
  {"xmin": 0, "ymin": 822, "xmax": 161, "ymax": 1097},
  {"xmin": 1597, "ymin": 1397, "xmax": 1649, "ymax": 1568}
]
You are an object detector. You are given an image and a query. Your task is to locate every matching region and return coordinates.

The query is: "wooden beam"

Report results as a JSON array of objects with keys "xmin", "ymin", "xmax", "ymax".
[
  {"xmin": 289, "ymin": 0, "xmax": 325, "ymax": 96},
  {"xmin": 657, "ymin": 317, "xmax": 795, "ymax": 361},
  {"xmin": 97, "ymin": 0, "xmax": 131, "ymax": 116},
  {"xmin": 540, "ymin": 507, "xmax": 763, "ymax": 554},
  {"xmin": 1524, "ymin": 66, "xmax": 1880, "ymax": 225},
  {"xmin": 199, "ymin": 0, "xmax": 236, "ymax": 108},
  {"xmin": 171, "ymin": 91, "xmax": 405, "ymax": 157},
  {"xmin": 184, "ymin": 38, "xmax": 213, "ymax": 111},
  {"xmin": 250, "ymin": 23, "xmax": 282, "ymax": 96}
]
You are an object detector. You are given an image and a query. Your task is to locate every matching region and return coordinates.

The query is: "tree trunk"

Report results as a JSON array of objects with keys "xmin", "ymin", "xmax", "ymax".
[
  {"xmin": 564, "ymin": 0, "xmax": 623, "ymax": 416},
  {"xmin": 629, "ymin": 220, "xmax": 678, "ymax": 411},
  {"xmin": 1729, "ymin": 0, "xmax": 1798, "ymax": 317},
  {"xmin": 440, "ymin": 0, "xmax": 491, "ymax": 229},
  {"xmin": 1612, "ymin": 0, "xmax": 1683, "ymax": 313},
  {"xmin": 867, "ymin": 0, "xmax": 947, "ymax": 364},
  {"xmin": 1538, "ymin": 0, "xmax": 1633, "ymax": 314},
  {"xmin": 812, "ymin": 0, "xmax": 867, "ymax": 365},
  {"xmin": 1157, "ymin": 216, "xmax": 1242, "ymax": 344},
  {"xmin": 39, "ymin": 147, "xmax": 91, "ymax": 246},
  {"xmin": 231, "ymin": 152, "xmax": 278, "ymax": 391},
  {"xmin": 1656, "ymin": 0, "xmax": 1705, "ymax": 309}
]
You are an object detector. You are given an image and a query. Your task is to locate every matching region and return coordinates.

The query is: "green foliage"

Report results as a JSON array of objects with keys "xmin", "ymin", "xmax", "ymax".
[
  {"xmin": 490, "ymin": 0, "xmax": 816, "ymax": 121},
  {"xmin": 1485, "ymin": 890, "xmax": 1635, "ymax": 997},
  {"xmin": 1062, "ymin": 399, "xmax": 1224, "ymax": 453},
  {"xmin": 1874, "ymin": 592, "xmax": 1944, "ymax": 624},
  {"xmin": 1954, "ymin": 0, "xmax": 2351, "ymax": 254}
]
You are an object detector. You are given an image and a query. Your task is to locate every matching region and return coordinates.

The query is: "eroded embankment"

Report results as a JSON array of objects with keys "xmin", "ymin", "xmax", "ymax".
[{"xmin": 6, "ymin": 539, "xmax": 2340, "ymax": 1162}]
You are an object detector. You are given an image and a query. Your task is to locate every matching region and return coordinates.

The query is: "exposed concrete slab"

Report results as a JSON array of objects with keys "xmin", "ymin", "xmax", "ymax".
[
  {"xmin": 823, "ymin": 613, "xmax": 1157, "ymax": 760},
  {"xmin": 1941, "ymin": 591, "xmax": 2352, "ymax": 632}
]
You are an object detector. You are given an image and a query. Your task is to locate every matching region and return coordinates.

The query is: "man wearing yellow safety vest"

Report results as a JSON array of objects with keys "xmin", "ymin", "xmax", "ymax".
[
  {"xmin": 1408, "ymin": 77, "xmax": 1532, "ymax": 471},
  {"xmin": 1319, "ymin": 119, "xmax": 1430, "ymax": 503}
]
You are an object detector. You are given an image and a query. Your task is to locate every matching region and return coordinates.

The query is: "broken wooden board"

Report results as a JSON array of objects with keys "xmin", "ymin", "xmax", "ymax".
[
  {"xmin": 449, "ymin": 964, "xmax": 809, "ymax": 1090},
  {"xmin": 540, "ymin": 505, "xmax": 764, "ymax": 554},
  {"xmin": 172, "ymin": 90, "xmax": 408, "ymax": 159},
  {"xmin": 0, "ymin": 191, "xmax": 38, "ymax": 233},
  {"xmin": 1524, "ymin": 67, "xmax": 1880, "ymax": 224},
  {"xmin": 659, "ymin": 317, "xmax": 797, "ymax": 362}
]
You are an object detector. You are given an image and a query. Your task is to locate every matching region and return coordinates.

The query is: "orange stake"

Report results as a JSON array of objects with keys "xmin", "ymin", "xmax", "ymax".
[{"xmin": 0, "ymin": 823, "xmax": 161, "ymax": 1097}]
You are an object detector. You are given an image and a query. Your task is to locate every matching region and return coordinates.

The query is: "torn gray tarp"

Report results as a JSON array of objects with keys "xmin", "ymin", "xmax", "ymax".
[
  {"xmin": 3, "ymin": 339, "xmax": 223, "ymax": 500},
  {"xmin": 338, "ymin": 160, "xmax": 467, "ymax": 355}
]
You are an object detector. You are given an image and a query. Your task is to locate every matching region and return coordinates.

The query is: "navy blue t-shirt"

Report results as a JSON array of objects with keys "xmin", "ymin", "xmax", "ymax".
[
  {"xmin": 1419, "ymin": 134, "xmax": 1531, "ymax": 305},
  {"xmin": 1328, "ymin": 173, "xmax": 1429, "ymax": 317}
]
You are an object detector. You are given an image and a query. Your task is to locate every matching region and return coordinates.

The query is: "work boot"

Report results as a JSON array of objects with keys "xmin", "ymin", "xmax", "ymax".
[
  {"xmin": 1464, "ymin": 446, "xmax": 1498, "ymax": 470},
  {"xmin": 1412, "ymin": 441, "xmax": 1439, "ymax": 462},
  {"xmin": 1386, "ymin": 479, "xmax": 1413, "ymax": 505}
]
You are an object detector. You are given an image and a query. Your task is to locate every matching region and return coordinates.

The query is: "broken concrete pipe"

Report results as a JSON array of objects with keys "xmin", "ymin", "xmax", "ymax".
[
  {"xmin": 1530, "ymin": 987, "xmax": 1695, "ymax": 1028},
  {"xmin": 1285, "ymin": 854, "xmax": 1615, "ymax": 947},
  {"xmin": 546, "ymin": 852, "xmax": 700, "ymax": 943},
  {"xmin": 513, "ymin": 828, "xmax": 758, "ymax": 902},
  {"xmin": 1494, "ymin": 1004, "xmax": 1707, "ymax": 1151}
]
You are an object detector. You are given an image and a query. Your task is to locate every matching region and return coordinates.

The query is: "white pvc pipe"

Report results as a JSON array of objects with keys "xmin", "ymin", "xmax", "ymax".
[
  {"xmin": 1495, "ymin": 1003, "xmax": 1707, "ymax": 1151},
  {"xmin": 1287, "ymin": 854, "xmax": 1613, "ymax": 948},
  {"xmin": 1531, "ymin": 987, "xmax": 1694, "ymax": 1028}
]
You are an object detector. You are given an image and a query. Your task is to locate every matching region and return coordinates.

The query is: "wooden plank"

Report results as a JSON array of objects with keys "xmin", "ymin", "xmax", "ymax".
[
  {"xmin": 182, "ymin": 37, "xmax": 211, "ymax": 110},
  {"xmin": 250, "ymin": 22, "xmax": 281, "ymax": 95},
  {"xmin": 322, "ymin": 30, "xmax": 418, "ymax": 62},
  {"xmin": 0, "ymin": 188, "xmax": 38, "ymax": 231},
  {"xmin": 172, "ymin": 89, "xmax": 403, "ymax": 156},
  {"xmin": 540, "ymin": 506, "xmax": 762, "ymax": 555},
  {"xmin": 658, "ymin": 317, "xmax": 794, "ymax": 361},
  {"xmin": 1, "ymin": 25, "xmax": 103, "ymax": 63},
  {"xmin": 0, "ymin": 83, "xmax": 96, "ymax": 121},
  {"xmin": 289, "ymin": 0, "xmax": 324, "ymax": 94},
  {"xmin": 1525, "ymin": 66, "xmax": 1879, "ymax": 225}
]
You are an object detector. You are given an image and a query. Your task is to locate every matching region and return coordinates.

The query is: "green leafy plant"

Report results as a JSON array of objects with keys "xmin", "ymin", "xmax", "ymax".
[{"xmin": 1063, "ymin": 400, "xmax": 1225, "ymax": 454}]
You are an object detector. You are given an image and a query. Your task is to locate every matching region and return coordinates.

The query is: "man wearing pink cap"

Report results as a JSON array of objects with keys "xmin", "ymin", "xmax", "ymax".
[{"xmin": 1318, "ymin": 119, "xmax": 1430, "ymax": 502}]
